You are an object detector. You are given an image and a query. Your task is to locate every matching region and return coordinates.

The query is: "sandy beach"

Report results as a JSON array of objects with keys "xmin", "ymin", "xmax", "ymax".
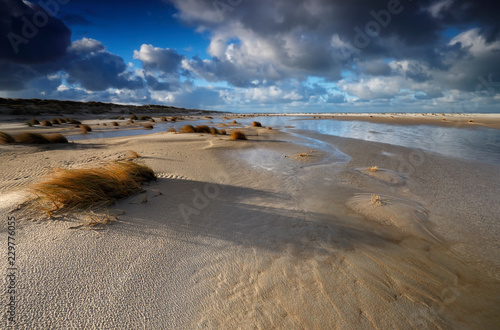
[{"xmin": 1, "ymin": 114, "xmax": 499, "ymax": 328}]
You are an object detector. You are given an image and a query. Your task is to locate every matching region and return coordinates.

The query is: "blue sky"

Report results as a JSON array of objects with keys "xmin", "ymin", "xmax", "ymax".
[{"xmin": 1, "ymin": 0, "xmax": 499, "ymax": 113}]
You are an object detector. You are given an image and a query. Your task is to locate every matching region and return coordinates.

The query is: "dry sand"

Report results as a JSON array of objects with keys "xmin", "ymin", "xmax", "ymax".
[{"xmin": 0, "ymin": 117, "xmax": 499, "ymax": 329}]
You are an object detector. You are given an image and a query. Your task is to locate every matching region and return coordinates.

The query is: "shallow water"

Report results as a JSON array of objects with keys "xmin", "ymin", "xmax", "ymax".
[
  {"xmin": 70, "ymin": 115, "xmax": 500, "ymax": 164},
  {"xmin": 247, "ymin": 117, "xmax": 500, "ymax": 164}
]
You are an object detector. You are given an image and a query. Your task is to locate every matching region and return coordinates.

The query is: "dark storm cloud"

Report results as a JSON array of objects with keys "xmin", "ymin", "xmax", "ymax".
[
  {"xmin": 168, "ymin": 0, "xmax": 500, "ymax": 92},
  {"xmin": 0, "ymin": 0, "xmax": 71, "ymax": 64}
]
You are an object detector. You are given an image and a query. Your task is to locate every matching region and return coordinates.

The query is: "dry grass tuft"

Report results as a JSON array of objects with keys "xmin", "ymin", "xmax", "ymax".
[
  {"xmin": 57, "ymin": 118, "xmax": 66, "ymax": 124},
  {"xmin": 41, "ymin": 120, "xmax": 52, "ymax": 126},
  {"xmin": 68, "ymin": 119, "xmax": 81, "ymax": 124},
  {"xmin": 468, "ymin": 119, "xmax": 474, "ymax": 123},
  {"xmin": 232, "ymin": 120, "xmax": 237, "ymax": 124},
  {"xmin": 161, "ymin": 116, "xmax": 167, "ymax": 121},
  {"xmin": 297, "ymin": 153, "xmax": 309, "ymax": 157},
  {"xmin": 29, "ymin": 118, "xmax": 40, "ymax": 125},
  {"xmin": 139, "ymin": 115, "xmax": 151, "ymax": 120},
  {"xmin": 0, "ymin": 132, "xmax": 15, "ymax": 144},
  {"xmin": 369, "ymin": 166, "xmax": 379, "ymax": 172},
  {"xmin": 252, "ymin": 121, "xmax": 262, "ymax": 127},
  {"xmin": 81, "ymin": 124, "xmax": 92, "ymax": 133},
  {"xmin": 230, "ymin": 130, "xmax": 247, "ymax": 140},
  {"xmin": 150, "ymin": 118, "xmax": 156, "ymax": 122},
  {"xmin": 268, "ymin": 127, "xmax": 273, "ymax": 130},
  {"xmin": 13, "ymin": 133, "xmax": 50, "ymax": 144},
  {"xmin": 168, "ymin": 127, "xmax": 177, "ymax": 133},
  {"xmin": 42, "ymin": 133, "xmax": 68, "ymax": 144},
  {"xmin": 130, "ymin": 114, "xmax": 138, "ymax": 120},
  {"xmin": 195, "ymin": 125, "xmax": 211, "ymax": 133},
  {"xmin": 219, "ymin": 129, "xmax": 227, "ymax": 135},
  {"xmin": 127, "ymin": 150, "xmax": 141, "ymax": 159},
  {"xmin": 28, "ymin": 160, "xmax": 156, "ymax": 215},
  {"xmin": 50, "ymin": 118, "xmax": 60, "ymax": 125},
  {"xmin": 111, "ymin": 121, "xmax": 119, "ymax": 126},
  {"xmin": 180, "ymin": 125, "xmax": 195, "ymax": 133},
  {"xmin": 143, "ymin": 123, "xmax": 154, "ymax": 129}
]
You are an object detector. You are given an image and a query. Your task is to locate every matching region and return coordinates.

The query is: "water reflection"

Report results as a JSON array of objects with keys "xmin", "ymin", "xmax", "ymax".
[
  {"xmin": 239, "ymin": 117, "xmax": 500, "ymax": 165},
  {"xmin": 70, "ymin": 116, "xmax": 500, "ymax": 165}
]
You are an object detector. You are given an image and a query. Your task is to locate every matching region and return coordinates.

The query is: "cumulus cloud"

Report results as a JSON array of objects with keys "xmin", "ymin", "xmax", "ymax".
[
  {"xmin": 65, "ymin": 38, "xmax": 144, "ymax": 91},
  {"xmin": 168, "ymin": 0, "xmax": 500, "ymax": 98},
  {"xmin": 133, "ymin": 44, "xmax": 184, "ymax": 74}
]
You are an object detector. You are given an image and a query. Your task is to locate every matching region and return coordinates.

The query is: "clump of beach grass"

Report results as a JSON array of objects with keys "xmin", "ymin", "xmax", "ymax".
[
  {"xmin": 161, "ymin": 116, "xmax": 167, "ymax": 121},
  {"xmin": 68, "ymin": 119, "xmax": 81, "ymax": 124},
  {"xmin": 168, "ymin": 127, "xmax": 177, "ymax": 133},
  {"xmin": 180, "ymin": 125, "xmax": 195, "ymax": 133},
  {"xmin": 7, "ymin": 132, "xmax": 68, "ymax": 144},
  {"xmin": 127, "ymin": 150, "xmax": 141, "ymax": 159},
  {"xmin": 130, "ymin": 114, "xmax": 138, "ymax": 120},
  {"xmin": 42, "ymin": 133, "xmax": 68, "ymax": 144},
  {"xmin": 81, "ymin": 124, "xmax": 92, "ymax": 133},
  {"xmin": 50, "ymin": 118, "xmax": 60, "ymax": 125},
  {"xmin": 143, "ymin": 123, "xmax": 154, "ymax": 129},
  {"xmin": 29, "ymin": 118, "xmax": 40, "ymax": 125},
  {"xmin": 41, "ymin": 120, "xmax": 52, "ymax": 126},
  {"xmin": 13, "ymin": 133, "xmax": 50, "ymax": 144},
  {"xmin": 28, "ymin": 160, "xmax": 156, "ymax": 215},
  {"xmin": 252, "ymin": 121, "xmax": 262, "ymax": 127},
  {"xmin": 111, "ymin": 121, "xmax": 119, "ymax": 126},
  {"xmin": 230, "ymin": 130, "xmax": 247, "ymax": 140},
  {"xmin": 195, "ymin": 125, "xmax": 211, "ymax": 133},
  {"xmin": 0, "ymin": 132, "xmax": 15, "ymax": 144},
  {"xmin": 369, "ymin": 166, "xmax": 379, "ymax": 172}
]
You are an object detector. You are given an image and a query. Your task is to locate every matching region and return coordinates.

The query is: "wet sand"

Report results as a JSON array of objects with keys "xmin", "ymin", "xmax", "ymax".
[{"xmin": 0, "ymin": 118, "xmax": 499, "ymax": 328}]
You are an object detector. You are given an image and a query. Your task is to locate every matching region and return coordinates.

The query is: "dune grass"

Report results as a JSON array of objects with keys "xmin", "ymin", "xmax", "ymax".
[
  {"xmin": 13, "ymin": 133, "xmax": 50, "ymax": 144},
  {"xmin": 68, "ymin": 119, "xmax": 81, "ymax": 124},
  {"xmin": 127, "ymin": 150, "xmax": 141, "ymax": 159},
  {"xmin": 161, "ymin": 116, "xmax": 167, "ymax": 121},
  {"xmin": 5, "ymin": 132, "xmax": 68, "ymax": 144},
  {"xmin": 230, "ymin": 130, "xmax": 247, "ymax": 140},
  {"xmin": 252, "ymin": 121, "xmax": 262, "ymax": 127},
  {"xmin": 0, "ymin": 132, "xmax": 15, "ymax": 144},
  {"xmin": 42, "ymin": 133, "xmax": 69, "ymax": 143},
  {"xmin": 81, "ymin": 124, "xmax": 92, "ymax": 133},
  {"xmin": 130, "ymin": 114, "xmax": 138, "ymax": 120},
  {"xmin": 180, "ymin": 125, "xmax": 195, "ymax": 133},
  {"xmin": 369, "ymin": 166, "xmax": 379, "ymax": 172},
  {"xmin": 144, "ymin": 123, "xmax": 154, "ymax": 129},
  {"xmin": 195, "ymin": 125, "xmax": 211, "ymax": 133},
  {"xmin": 29, "ymin": 160, "xmax": 156, "ymax": 215},
  {"xmin": 168, "ymin": 127, "xmax": 177, "ymax": 133},
  {"xmin": 29, "ymin": 118, "xmax": 40, "ymax": 125},
  {"xmin": 41, "ymin": 120, "xmax": 52, "ymax": 126},
  {"xmin": 111, "ymin": 121, "xmax": 119, "ymax": 126}
]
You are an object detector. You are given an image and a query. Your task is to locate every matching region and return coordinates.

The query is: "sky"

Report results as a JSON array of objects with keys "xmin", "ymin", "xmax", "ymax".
[{"xmin": 1, "ymin": 0, "xmax": 500, "ymax": 113}]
